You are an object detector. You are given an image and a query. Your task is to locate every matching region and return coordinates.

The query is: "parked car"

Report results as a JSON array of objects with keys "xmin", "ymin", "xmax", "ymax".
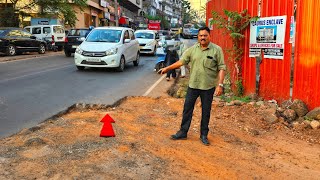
[
  {"xmin": 24, "ymin": 25, "xmax": 65, "ymax": 51},
  {"xmin": 0, "ymin": 27, "xmax": 46, "ymax": 56},
  {"xmin": 74, "ymin": 27, "xmax": 140, "ymax": 71},
  {"xmin": 64, "ymin": 28, "xmax": 90, "ymax": 57},
  {"xmin": 134, "ymin": 30, "xmax": 159, "ymax": 55},
  {"xmin": 190, "ymin": 28, "xmax": 199, "ymax": 38}
]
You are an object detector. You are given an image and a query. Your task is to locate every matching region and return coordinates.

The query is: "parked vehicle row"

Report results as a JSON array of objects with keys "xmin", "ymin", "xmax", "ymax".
[{"xmin": 0, "ymin": 27, "xmax": 46, "ymax": 56}]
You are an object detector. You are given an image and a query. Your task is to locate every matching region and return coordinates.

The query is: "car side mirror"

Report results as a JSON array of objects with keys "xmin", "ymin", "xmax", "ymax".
[
  {"xmin": 124, "ymin": 39, "xmax": 131, "ymax": 43},
  {"xmin": 30, "ymin": 35, "xmax": 36, "ymax": 39}
]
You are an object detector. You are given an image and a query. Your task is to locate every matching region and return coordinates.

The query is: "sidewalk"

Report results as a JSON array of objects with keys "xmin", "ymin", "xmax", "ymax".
[{"xmin": 0, "ymin": 51, "xmax": 64, "ymax": 63}]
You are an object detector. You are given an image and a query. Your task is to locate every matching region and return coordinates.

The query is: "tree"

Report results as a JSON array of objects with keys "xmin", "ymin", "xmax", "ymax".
[
  {"xmin": 0, "ymin": 0, "xmax": 87, "ymax": 27},
  {"xmin": 181, "ymin": 0, "xmax": 191, "ymax": 25}
]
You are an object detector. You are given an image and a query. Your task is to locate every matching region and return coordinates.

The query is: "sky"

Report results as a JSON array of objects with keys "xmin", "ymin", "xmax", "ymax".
[{"xmin": 188, "ymin": 0, "xmax": 205, "ymax": 12}]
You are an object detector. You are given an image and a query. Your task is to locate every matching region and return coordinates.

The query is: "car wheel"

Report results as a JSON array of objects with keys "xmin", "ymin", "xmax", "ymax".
[
  {"xmin": 76, "ymin": 66, "xmax": 85, "ymax": 71},
  {"xmin": 133, "ymin": 52, "xmax": 140, "ymax": 66},
  {"xmin": 117, "ymin": 56, "xmax": 125, "ymax": 72},
  {"xmin": 38, "ymin": 43, "xmax": 46, "ymax": 54},
  {"xmin": 64, "ymin": 50, "xmax": 71, "ymax": 57},
  {"xmin": 6, "ymin": 44, "xmax": 16, "ymax": 56}
]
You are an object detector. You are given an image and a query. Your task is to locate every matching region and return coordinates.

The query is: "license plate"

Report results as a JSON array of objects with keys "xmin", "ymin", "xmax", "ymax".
[
  {"xmin": 139, "ymin": 46, "xmax": 144, "ymax": 49},
  {"xmin": 72, "ymin": 45, "xmax": 78, "ymax": 48},
  {"xmin": 87, "ymin": 58, "xmax": 101, "ymax": 62},
  {"xmin": 57, "ymin": 37, "xmax": 63, "ymax": 40}
]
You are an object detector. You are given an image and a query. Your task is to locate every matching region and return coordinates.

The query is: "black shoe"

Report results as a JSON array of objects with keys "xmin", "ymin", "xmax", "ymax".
[
  {"xmin": 200, "ymin": 135, "xmax": 210, "ymax": 146},
  {"xmin": 171, "ymin": 131, "xmax": 187, "ymax": 140}
]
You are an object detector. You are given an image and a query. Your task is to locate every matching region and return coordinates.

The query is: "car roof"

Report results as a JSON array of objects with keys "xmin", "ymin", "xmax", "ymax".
[
  {"xmin": 94, "ymin": 26, "xmax": 133, "ymax": 31},
  {"xmin": 135, "ymin": 30, "xmax": 156, "ymax": 33},
  {"xmin": 24, "ymin": 25, "xmax": 63, "ymax": 27}
]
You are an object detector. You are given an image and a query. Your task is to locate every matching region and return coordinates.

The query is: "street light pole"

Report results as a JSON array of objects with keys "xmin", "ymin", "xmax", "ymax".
[{"xmin": 115, "ymin": 0, "xmax": 119, "ymax": 26}]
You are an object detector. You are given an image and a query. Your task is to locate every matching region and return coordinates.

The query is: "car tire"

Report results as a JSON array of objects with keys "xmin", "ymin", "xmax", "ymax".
[
  {"xmin": 117, "ymin": 56, "xmax": 125, "ymax": 72},
  {"xmin": 133, "ymin": 52, "xmax": 140, "ymax": 66},
  {"xmin": 76, "ymin": 66, "xmax": 85, "ymax": 71},
  {"xmin": 6, "ymin": 44, "xmax": 16, "ymax": 56},
  {"xmin": 38, "ymin": 43, "xmax": 46, "ymax": 54},
  {"xmin": 65, "ymin": 50, "xmax": 72, "ymax": 57}
]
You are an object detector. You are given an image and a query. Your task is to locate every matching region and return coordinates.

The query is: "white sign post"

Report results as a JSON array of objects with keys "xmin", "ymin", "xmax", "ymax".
[{"xmin": 249, "ymin": 16, "xmax": 287, "ymax": 59}]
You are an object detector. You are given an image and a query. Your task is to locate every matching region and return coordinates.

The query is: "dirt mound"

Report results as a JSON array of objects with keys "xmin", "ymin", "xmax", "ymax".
[{"xmin": 1, "ymin": 96, "xmax": 320, "ymax": 179}]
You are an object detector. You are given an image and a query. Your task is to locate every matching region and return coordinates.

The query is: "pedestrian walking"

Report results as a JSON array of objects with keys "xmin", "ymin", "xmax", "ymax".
[
  {"xmin": 165, "ymin": 48, "xmax": 179, "ymax": 81},
  {"xmin": 158, "ymin": 26, "xmax": 226, "ymax": 145}
]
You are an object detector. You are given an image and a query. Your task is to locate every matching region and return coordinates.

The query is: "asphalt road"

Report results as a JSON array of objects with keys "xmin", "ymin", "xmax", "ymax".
[
  {"xmin": 0, "ymin": 38, "xmax": 198, "ymax": 138},
  {"xmin": 0, "ymin": 53, "xmax": 166, "ymax": 138}
]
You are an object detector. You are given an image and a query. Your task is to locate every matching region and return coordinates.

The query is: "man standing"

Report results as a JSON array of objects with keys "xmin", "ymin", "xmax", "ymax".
[{"xmin": 159, "ymin": 26, "xmax": 226, "ymax": 145}]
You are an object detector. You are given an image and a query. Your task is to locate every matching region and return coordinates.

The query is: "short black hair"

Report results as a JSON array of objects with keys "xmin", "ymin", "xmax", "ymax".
[{"xmin": 198, "ymin": 26, "xmax": 210, "ymax": 34}]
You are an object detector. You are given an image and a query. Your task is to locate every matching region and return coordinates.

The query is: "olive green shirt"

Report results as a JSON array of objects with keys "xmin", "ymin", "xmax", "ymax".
[{"xmin": 180, "ymin": 42, "xmax": 226, "ymax": 90}]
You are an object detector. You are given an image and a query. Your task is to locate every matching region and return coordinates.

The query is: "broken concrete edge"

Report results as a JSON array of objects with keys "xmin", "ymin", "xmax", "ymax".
[
  {"xmin": 0, "ymin": 52, "xmax": 64, "ymax": 63},
  {"xmin": 43, "ymin": 96, "xmax": 130, "ymax": 123}
]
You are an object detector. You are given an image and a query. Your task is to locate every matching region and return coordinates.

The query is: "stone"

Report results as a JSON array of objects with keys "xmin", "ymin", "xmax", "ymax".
[
  {"xmin": 24, "ymin": 137, "xmax": 46, "ymax": 146},
  {"xmin": 290, "ymin": 99, "xmax": 309, "ymax": 117},
  {"xmin": 310, "ymin": 120, "xmax": 320, "ymax": 129},
  {"xmin": 226, "ymin": 101, "xmax": 235, "ymax": 106},
  {"xmin": 256, "ymin": 101, "xmax": 264, "ymax": 106},
  {"xmin": 277, "ymin": 107, "xmax": 285, "ymax": 113},
  {"xmin": 248, "ymin": 102, "xmax": 255, "ymax": 106},
  {"xmin": 260, "ymin": 108, "xmax": 278, "ymax": 124},
  {"xmin": 281, "ymin": 100, "xmax": 293, "ymax": 109},
  {"xmin": 233, "ymin": 100, "xmax": 243, "ymax": 106},
  {"xmin": 305, "ymin": 107, "xmax": 320, "ymax": 120},
  {"xmin": 283, "ymin": 109, "xmax": 297, "ymax": 122},
  {"xmin": 303, "ymin": 120, "xmax": 311, "ymax": 125}
]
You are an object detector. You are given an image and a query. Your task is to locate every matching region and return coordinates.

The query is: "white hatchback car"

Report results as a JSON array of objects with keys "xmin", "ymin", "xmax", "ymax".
[
  {"xmin": 74, "ymin": 27, "xmax": 140, "ymax": 71},
  {"xmin": 134, "ymin": 30, "xmax": 159, "ymax": 55}
]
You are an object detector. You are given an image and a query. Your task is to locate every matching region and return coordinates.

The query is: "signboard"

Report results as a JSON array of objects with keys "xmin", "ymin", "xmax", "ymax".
[
  {"xmin": 104, "ymin": 12, "xmax": 110, "ymax": 20},
  {"xmin": 100, "ymin": 0, "xmax": 108, "ymax": 7},
  {"xmin": 148, "ymin": 22, "xmax": 160, "ymax": 30},
  {"xmin": 249, "ymin": 16, "xmax": 287, "ymax": 59}
]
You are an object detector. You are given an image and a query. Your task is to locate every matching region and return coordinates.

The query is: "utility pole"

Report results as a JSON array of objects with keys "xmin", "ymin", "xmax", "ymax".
[{"xmin": 115, "ymin": 0, "xmax": 119, "ymax": 26}]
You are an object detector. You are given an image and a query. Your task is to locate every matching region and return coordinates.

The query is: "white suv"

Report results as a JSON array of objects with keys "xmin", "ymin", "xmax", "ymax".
[{"xmin": 74, "ymin": 27, "xmax": 140, "ymax": 72}]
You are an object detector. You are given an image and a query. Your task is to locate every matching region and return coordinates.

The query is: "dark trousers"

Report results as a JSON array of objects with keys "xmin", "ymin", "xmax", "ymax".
[
  {"xmin": 180, "ymin": 87, "xmax": 215, "ymax": 136},
  {"xmin": 166, "ymin": 69, "xmax": 176, "ymax": 78}
]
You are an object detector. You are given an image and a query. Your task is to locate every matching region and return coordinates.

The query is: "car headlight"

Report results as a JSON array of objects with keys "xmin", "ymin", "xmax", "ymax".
[
  {"xmin": 75, "ymin": 47, "xmax": 83, "ymax": 55},
  {"xmin": 146, "ymin": 41, "xmax": 154, "ymax": 46},
  {"xmin": 105, "ymin": 48, "xmax": 118, "ymax": 56}
]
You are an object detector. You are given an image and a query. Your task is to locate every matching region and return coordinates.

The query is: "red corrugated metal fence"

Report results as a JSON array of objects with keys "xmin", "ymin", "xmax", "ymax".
[{"xmin": 206, "ymin": 0, "xmax": 320, "ymax": 110}]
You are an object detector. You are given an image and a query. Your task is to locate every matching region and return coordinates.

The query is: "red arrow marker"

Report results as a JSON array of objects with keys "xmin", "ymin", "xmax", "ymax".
[{"xmin": 100, "ymin": 114, "xmax": 115, "ymax": 137}]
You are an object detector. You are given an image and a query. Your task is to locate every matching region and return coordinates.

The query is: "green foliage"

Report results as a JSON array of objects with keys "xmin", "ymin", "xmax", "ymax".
[
  {"xmin": 0, "ymin": 0, "xmax": 87, "ymax": 27},
  {"xmin": 235, "ymin": 79, "xmax": 244, "ymax": 97},
  {"xmin": 220, "ymin": 95, "xmax": 251, "ymax": 103},
  {"xmin": 211, "ymin": 9, "xmax": 257, "ymax": 96}
]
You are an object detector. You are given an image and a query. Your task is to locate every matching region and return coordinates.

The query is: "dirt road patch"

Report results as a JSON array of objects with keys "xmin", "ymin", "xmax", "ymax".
[{"xmin": 1, "ymin": 96, "xmax": 320, "ymax": 179}]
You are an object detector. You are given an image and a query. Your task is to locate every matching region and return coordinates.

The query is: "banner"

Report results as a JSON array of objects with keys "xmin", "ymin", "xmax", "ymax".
[{"xmin": 249, "ymin": 16, "xmax": 287, "ymax": 59}]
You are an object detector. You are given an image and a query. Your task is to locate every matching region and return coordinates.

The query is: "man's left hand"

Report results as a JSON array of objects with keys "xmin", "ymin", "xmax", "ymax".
[{"xmin": 214, "ymin": 86, "xmax": 223, "ymax": 96}]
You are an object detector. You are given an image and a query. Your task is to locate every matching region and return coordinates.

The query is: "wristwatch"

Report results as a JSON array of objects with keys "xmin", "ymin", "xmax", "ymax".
[{"xmin": 218, "ymin": 83, "xmax": 224, "ymax": 88}]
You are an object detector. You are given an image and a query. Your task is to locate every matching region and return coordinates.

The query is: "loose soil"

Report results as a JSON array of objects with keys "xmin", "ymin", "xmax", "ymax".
[{"xmin": 1, "ymin": 84, "xmax": 320, "ymax": 179}]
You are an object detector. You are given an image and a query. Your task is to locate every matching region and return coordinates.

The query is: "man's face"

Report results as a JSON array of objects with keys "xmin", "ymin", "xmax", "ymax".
[{"xmin": 197, "ymin": 30, "xmax": 210, "ymax": 46}]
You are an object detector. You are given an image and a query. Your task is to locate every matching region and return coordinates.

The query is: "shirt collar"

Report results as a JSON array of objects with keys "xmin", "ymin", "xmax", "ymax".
[{"xmin": 196, "ymin": 42, "xmax": 213, "ymax": 50}]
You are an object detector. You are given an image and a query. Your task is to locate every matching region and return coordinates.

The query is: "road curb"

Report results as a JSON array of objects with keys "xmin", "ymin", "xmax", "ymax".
[{"xmin": 0, "ymin": 51, "xmax": 64, "ymax": 63}]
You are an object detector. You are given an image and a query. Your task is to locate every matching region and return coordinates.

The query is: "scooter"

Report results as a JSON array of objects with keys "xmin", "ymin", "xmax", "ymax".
[{"xmin": 154, "ymin": 46, "xmax": 167, "ymax": 72}]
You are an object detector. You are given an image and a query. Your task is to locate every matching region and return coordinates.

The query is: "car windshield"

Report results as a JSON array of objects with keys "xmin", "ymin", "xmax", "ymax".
[
  {"xmin": 191, "ymin": 29, "xmax": 199, "ymax": 33},
  {"xmin": 135, "ymin": 32, "xmax": 154, "ymax": 39},
  {"xmin": 86, "ymin": 29, "xmax": 122, "ymax": 43},
  {"xmin": 0, "ymin": 30, "xmax": 6, "ymax": 36},
  {"xmin": 69, "ymin": 29, "xmax": 89, "ymax": 37},
  {"xmin": 53, "ymin": 26, "xmax": 65, "ymax": 33}
]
